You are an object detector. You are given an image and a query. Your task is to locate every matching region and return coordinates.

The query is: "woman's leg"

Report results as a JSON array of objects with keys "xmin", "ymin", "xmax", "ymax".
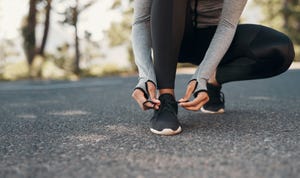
[
  {"xmin": 182, "ymin": 24, "xmax": 295, "ymax": 84},
  {"xmin": 149, "ymin": 0, "xmax": 190, "ymax": 136},
  {"xmin": 151, "ymin": 0, "xmax": 189, "ymax": 93},
  {"xmin": 216, "ymin": 24, "xmax": 295, "ymax": 84},
  {"xmin": 179, "ymin": 24, "xmax": 294, "ymax": 113}
]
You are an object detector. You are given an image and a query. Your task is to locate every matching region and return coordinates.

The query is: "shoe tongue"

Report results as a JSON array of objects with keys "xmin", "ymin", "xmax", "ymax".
[{"xmin": 158, "ymin": 94, "xmax": 178, "ymax": 114}]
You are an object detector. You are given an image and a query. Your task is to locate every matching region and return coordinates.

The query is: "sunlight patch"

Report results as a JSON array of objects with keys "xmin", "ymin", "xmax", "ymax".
[
  {"xmin": 48, "ymin": 110, "xmax": 89, "ymax": 116},
  {"xmin": 16, "ymin": 114, "xmax": 37, "ymax": 119},
  {"xmin": 105, "ymin": 125, "xmax": 136, "ymax": 135},
  {"xmin": 69, "ymin": 134, "xmax": 109, "ymax": 143},
  {"xmin": 249, "ymin": 96, "xmax": 273, "ymax": 101}
]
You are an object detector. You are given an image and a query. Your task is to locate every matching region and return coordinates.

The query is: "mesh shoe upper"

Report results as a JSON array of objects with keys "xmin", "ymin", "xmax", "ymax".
[
  {"xmin": 150, "ymin": 94, "xmax": 181, "ymax": 132},
  {"xmin": 202, "ymin": 83, "xmax": 225, "ymax": 112}
]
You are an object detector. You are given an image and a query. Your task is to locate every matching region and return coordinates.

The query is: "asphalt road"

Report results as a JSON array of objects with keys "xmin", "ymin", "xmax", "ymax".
[{"xmin": 0, "ymin": 70, "xmax": 299, "ymax": 178}]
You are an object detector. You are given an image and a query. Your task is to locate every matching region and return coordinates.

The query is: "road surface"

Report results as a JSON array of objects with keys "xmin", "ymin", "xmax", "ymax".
[{"xmin": 0, "ymin": 70, "xmax": 299, "ymax": 178}]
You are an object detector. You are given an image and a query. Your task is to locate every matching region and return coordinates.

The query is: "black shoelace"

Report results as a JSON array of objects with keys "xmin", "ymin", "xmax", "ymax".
[
  {"xmin": 157, "ymin": 99, "xmax": 177, "ymax": 115},
  {"xmin": 210, "ymin": 90, "xmax": 225, "ymax": 104}
]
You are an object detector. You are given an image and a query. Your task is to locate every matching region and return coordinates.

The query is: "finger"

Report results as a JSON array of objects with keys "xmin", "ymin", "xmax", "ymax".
[
  {"xmin": 179, "ymin": 80, "xmax": 197, "ymax": 102},
  {"xmin": 179, "ymin": 97, "xmax": 205, "ymax": 107},
  {"xmin": 153, "ymin": 104, "xmax": 160, "ymax": 110},
  {"xmin": 177, "ymin": 99, "xmax": 189, "ymax": 103},
  {"xmin": 143, "ymin": 100, "xmax": 155, "ymax": 110},
  {"xmin": 147, "ymin": 82, "xmax": 160, "ymax": 105},
  {"xmin": 179, "ymin": 92, "xmax": 209, "ymax": 107},
  {"xmin": 132, "ymin": 89, "xmax": 151, "ymax": 110},
  {"xmin": 182, "ymin": 97, "xmax": 209, "ymax": 111}
]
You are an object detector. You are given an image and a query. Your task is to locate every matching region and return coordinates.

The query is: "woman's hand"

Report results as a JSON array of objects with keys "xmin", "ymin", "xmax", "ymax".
[
  {"xmin": 132, "ymin": 81, "xmax": 161, "ymax": 110},
  {"xmin": 178, "ymin": 80, "xmax": 209, "ymax": 111}
]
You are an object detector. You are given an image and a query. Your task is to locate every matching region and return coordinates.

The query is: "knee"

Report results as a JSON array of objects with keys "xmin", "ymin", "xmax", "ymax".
[
  {"xmin": 254, "ymin": 26, "xmax": 295, "ymax": 74},
  {"xmin": 276, "ymin": 35, "xmax": 295, "ymax": 74}
]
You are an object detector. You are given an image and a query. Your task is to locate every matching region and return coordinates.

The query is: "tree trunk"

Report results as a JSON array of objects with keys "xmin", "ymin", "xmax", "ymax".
[
  {"xmin": 74, "ymin": 23, "xmax": 80, "ymax": 74},
  {"xmin": 282, "ymin": 0, "xmax": 290, "ymax": 30},
  {"xmin": 24, "ymin": 0, "xmax": 37, "ymax": 65},
  {"xmin": 38, "ymin": 0, "xmax": 52, "ymax": 56},
  {"xmin": 74, "ymin": 0, "xmax": 80, "ymax": 75}
]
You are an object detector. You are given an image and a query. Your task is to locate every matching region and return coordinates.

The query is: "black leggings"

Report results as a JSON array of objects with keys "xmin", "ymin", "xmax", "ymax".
[{"xmin": 151, "ymin": 0, "xmax": 295, "ymax": 89}]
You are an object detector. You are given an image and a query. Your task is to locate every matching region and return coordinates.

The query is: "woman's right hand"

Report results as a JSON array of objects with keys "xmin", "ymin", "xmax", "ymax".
[{"xmin": 132, "ymin": 82, "xmax": 161, "ymax": 110}]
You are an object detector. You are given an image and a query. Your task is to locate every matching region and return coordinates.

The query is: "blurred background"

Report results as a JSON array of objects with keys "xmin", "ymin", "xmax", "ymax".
[{"xmin": 0, "ymin": 0, "xmax": 299, "ymax": 81}]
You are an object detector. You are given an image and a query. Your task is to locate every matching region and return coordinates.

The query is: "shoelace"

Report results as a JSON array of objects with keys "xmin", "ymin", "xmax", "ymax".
[
  {"xmin": 210, "ymin": 89, "xmax": 225, "ymax": 104},
  {"xmin": 157, "ymin": 99, "xmax": 177, "ymax": 115}
]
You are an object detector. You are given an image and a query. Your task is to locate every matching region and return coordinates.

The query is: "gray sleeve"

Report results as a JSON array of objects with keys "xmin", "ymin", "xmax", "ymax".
[
  {"xmin": 131, "ymin": 0, "xmax": 156, "ymax": 98},
  {"xmin": 191, "ymin": 0, "xmax": 248, "ymax": 95}
]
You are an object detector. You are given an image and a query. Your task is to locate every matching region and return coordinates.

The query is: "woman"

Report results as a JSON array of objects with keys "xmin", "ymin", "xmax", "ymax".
[{"xmin": 131, "ymin": 0, "xmax": 295, "ymax": 136}]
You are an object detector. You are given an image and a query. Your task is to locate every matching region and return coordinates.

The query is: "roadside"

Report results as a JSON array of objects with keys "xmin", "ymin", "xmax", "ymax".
[{"xmin": 176, "ymin": 61, "xmax": 300, "ymax": 74}]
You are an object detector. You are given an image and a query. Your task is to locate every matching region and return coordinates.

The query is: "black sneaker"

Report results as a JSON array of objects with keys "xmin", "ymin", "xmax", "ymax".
[
  {"xmin": 201, "ymin": 83, "xmax": 225, "ymax": 114},
  {"xmin": 150, "ymin": 94, "xmax": 182, "ymax": 135}
]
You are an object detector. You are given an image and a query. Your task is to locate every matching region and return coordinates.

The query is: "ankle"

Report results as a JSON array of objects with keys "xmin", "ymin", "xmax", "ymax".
[
  {"xmin": 208, "ymin": 81, "xmax": 221, "ymax": 87},
  {"xmin": 159, "ymin": 89, "xmax": 175, "ymax": 97},
  {"xmin": 208, "ymin": 71, "xmax": 221, "ymax": 87}
]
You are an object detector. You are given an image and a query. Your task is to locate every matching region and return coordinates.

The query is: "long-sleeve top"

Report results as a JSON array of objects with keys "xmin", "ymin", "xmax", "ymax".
[{"xmin": 132, "ymin": 0, "xmax": 248, "ymax": 97}]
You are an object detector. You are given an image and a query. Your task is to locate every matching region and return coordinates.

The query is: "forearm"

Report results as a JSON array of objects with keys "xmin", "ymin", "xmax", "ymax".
[
  {"xmin": 132, "ymin": 0, "xmax": 156, "ymax": 93},
  {"xmin": 192, "ymin": 0, "xmax": 248, "ymax": 94}
]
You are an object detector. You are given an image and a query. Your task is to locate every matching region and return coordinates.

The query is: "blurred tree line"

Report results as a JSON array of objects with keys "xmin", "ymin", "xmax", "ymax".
[
  {"xmin": 254, "ymin": 0, "xmax": 300, "ymax": 59},
  {"xmin": 22, "ymin": 0, "xmax": 96, "ymax": 78},
  {"xmin": 106, "ymin": 0, "xmax": 135, "ymax": 70},
  {"xmin": 15, "ymin": 0, "xmax": 134, "ymax": 81},
  {"xmin": 1, "ymin": 0, "xmax": 299, "ymax": 81}
]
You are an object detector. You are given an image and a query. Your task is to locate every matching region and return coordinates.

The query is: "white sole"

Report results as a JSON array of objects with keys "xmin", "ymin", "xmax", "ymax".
[
  {"xmin": 200, "ymin": 107, "xmax": 225, "ymax": 114},
  {"xmin": 150, "ymin": 127, "xmax": 182, "ymax": 136}
]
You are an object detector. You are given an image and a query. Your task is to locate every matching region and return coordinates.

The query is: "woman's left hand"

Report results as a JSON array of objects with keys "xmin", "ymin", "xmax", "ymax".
[{"xmin": 178, "ymin": 80, "xmax": 209, "ymax": 111}]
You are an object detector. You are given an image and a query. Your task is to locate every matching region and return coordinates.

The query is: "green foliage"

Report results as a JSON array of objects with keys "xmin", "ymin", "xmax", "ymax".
[
  {"xmin": 107, "ymin": 8, "xmax": 133, "ymax": 47},
  {"xmin": 284, "ymin": 2, "xmax": 300, "ymax": 44},
  {"xmin": 81, "ymin": 63, "xmax": 126, "ymax": 77},
  {"xmin": 107, "ymin": 1, "xmax": 135, "ymax": 71},
  {"xmin": 58, "ymin": 0, "xmax": 96, "ymax": 75},
  {"xmin": 58, "ymin": 0, "xmax": 96, "ymax": 26},
  {"xmin": 107, "ymin": 20, "xmax": 131, "ymax": 47},
  {"xmin": 127, "ymin": 45, "xmax": 136, "ymax": 71},
  {"xmin": 1, "ymin": 60, "xmax": 29, "ymax": 81},
  {"xmin": 111, "ymin": 0, "xmax": 122, "ymax": 9},
  {"xmin": 254, "ymin": 0, "xmax": 300, "ymax": 60}
]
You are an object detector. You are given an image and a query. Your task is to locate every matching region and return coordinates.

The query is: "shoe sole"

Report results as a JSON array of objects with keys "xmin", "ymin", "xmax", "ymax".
[
  {"xmin": 150, "ymin": 126, "xmax": 182, "ymax": 136},
  {"xmin": 200, "ymin": 107, "xmax": 225, "ymax": 114}
]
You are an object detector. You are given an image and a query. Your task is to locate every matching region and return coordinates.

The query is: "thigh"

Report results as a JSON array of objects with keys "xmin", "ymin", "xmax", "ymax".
[
  {"xmin": 179, "ymin": 26, "xmax": 217, "ymax": 64},
  {"xmin": 179, "ymin": 24, "xmax": 259, "ymax": 65},
  {"xmin": 221, "ymin": 24, "xmax": 292, "ymax": 65},
  {"xmin": 215, "ymin": 24, "xmax": 294, "ymax": 83},
  {"xmin": 179, "ymin": 24, "xmax": 292, "ymax": 66},
  {"xmin": 220, "ymin": 24, "xmax": 262, "ymax": 65}
]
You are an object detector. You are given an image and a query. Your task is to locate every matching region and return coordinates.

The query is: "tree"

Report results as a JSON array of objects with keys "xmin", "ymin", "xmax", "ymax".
[
  {"xmin": 22, "ymin": 0, "xmax": 37, "ymax": 66},
  {"xmin": 106, "ymin": 0, "xmax": 136, "ymax": 70},
  {"xmin": 22, "ymin": 0, "xmax": 53, "ymax": 67},
  {"xmin": 282, "ymin": 0, "xmax": 300, "ymax": 44},
  {"xmin": 38, "ymin": 0, "xmax": 52, "ymax": 56},
  {"xmin": 254, "ymin": 0, "xmax": 300, "ymax": 59},
  {"xmin": 59, "ymin": 0, "xmax": 95, "ymax": 75},
  {"xmin": 108, "ymin": 0, "xmax": 133, "ymax": 47}
]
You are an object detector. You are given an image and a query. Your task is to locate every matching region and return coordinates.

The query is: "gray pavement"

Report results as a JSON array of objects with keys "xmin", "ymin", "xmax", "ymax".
[{"xmin": 0, "ymin": 70, "xmax": 300, "ymax": 178}]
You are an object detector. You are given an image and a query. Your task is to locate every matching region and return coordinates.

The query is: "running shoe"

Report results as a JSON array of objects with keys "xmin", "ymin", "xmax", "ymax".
[
  {"xmin": 150, "ymin": 94, "xmax": 182, "ymax": 135},
  {"xmin": 201, "ymin": 83, "xmax": 225, "ymax": 114}
]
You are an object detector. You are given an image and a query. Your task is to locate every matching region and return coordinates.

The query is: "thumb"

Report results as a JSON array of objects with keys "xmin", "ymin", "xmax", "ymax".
[
  {"xmin": 179, "ymin": 80, "xmax": 197, "ymax": 103},
  {"xmin": 147, "ymin": 81, "xmax": 160, "ymax": 105}
]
